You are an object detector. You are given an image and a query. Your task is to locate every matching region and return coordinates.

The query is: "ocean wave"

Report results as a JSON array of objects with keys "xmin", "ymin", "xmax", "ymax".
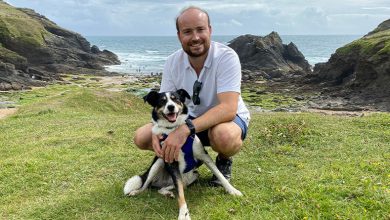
[
  {"xmin": 307, "ymin": 57, "xmax": 329, "ymax": 65},
  {"xmin": 145, "ymin": 50, "xmax": 159, "ymax": 54}
]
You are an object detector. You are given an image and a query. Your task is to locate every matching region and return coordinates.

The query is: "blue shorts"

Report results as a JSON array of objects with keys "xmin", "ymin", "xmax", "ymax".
[{"xmin": 189, "ymin": 115, "xmax": 248, "ymax": 146}]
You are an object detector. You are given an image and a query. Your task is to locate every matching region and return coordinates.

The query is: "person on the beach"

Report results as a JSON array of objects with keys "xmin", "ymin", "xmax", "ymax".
[{"xmin": 133, "ymin": 6, "xmax": 250, "ymax": 186}]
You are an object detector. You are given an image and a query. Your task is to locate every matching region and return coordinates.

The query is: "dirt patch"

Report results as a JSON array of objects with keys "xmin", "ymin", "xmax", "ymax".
[
  {"xmin": 0, "ymin": 108, "xmax": 17, "ymax": 119},
  {"xmin": 304, "ymin": 108, "xmax": 377, "ymax": 117},
  {"xmin": 98, "ymin": 75, "xmax": 138, "ymax": 86}
]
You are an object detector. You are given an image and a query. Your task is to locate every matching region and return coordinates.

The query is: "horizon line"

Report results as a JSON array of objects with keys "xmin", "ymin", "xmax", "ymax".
[{"xmin": 85, "ymin": 34, "xmax": 363, "ymax": 37}]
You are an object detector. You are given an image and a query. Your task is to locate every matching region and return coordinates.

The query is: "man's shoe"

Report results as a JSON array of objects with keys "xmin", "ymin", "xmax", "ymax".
[{"xmin": 209, "ymin": 155, "xmax": 232, "ymax": 187}]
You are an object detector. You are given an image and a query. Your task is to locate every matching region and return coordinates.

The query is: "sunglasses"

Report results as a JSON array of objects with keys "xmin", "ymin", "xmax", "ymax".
[{"xmin": 192, "ymin": 80, "xmax": 202, "ymax": 105}]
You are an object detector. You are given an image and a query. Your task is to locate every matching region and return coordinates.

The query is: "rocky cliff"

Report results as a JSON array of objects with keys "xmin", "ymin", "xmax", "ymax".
[
  {"xmin": 0, "ymin": 1, "xmax": 120, "ymax": 90},
  {"xmin": 310, "ymin": 19, "xmax": 390, "ymax": 100},
  {"xmin": 228, "ymin": 32, "xmax": 311, "ymax": 80}
]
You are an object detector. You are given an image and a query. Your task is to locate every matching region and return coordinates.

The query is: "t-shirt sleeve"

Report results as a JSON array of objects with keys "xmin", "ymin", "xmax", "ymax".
[
  {"xmin": 159, "ymin": 55, "xmax": 176, "ymax": 93},
  {"xmin": 216, "ymin": 50, "xmax": 241, "ymax": 94}
]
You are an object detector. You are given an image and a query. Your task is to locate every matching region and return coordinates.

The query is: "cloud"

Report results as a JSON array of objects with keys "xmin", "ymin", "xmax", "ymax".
[
  {"xmin": 362, "ymin": 7, "xmax": 390, "ymax": 10},
  {"xmin": 4, "ymin": 0, "xmax": 389, "ymax": 35},
  {"xmin": 230, "ymin": 19, "xmax": 243, "ymax": 26}
]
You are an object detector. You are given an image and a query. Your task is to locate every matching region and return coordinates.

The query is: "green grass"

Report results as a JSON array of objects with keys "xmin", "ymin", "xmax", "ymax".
[
  {"xmin": 0, "ymin": 1, "xmax": 47, "ymax": 47},
  {"xmin": 1, "ymin": 84, "xmax": 389, "ymax": 219},
  {"xmin": 336, "ymin": 29, "xmax": 390, "ymax": 58}
]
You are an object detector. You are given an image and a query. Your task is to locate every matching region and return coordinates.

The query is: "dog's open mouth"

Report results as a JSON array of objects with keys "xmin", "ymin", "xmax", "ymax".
[{"xmin": 164, "ymin": 112, "xmax": 178, "ymax": 123}]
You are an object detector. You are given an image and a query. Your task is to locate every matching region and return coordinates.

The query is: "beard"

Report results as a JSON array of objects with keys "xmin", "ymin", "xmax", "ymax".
[{"xmin": 183, "ymin": 39, "xmax": 210, "ymax": 58}]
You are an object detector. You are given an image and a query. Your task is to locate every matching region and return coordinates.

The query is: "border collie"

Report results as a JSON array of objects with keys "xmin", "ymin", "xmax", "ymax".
[{"xmin": 123, "ymin": 89, "xmax": 242, "ymax": 220}]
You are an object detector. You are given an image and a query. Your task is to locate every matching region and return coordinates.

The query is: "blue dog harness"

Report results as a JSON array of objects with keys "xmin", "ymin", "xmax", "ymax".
[{"xmin": 161, "ymin": 134, "xmax": 198, "ymax": 173}]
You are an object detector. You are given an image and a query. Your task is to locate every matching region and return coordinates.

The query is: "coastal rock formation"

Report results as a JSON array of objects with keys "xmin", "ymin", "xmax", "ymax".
[
  {"xmin": 0, "ymin": 1, "xmax": 120, "ymax": 90},
  {"xmin": 228, "ymin": 32, "xmax": 311, "ymax": 80},
  {"xmin": 309, "ymin": 19, "xmax": 390, "ymax": 109}
]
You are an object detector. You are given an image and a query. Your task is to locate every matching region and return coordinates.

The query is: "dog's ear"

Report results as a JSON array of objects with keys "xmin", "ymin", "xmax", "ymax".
[
  {"xmin": 176, "ymin": 89, "xmax": 190, "ymax": 102},
  {"xmin": 143, "ymin": 90, "xmax": 159, "ymax": 107}
]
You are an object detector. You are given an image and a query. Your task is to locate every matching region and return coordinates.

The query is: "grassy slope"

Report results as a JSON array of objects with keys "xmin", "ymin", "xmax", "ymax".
[
  {"xmin": 336, "ymin": 30, "xmax": 390, "ymax": 57},
  {"xmin": 0, "ymin": 1, "xmax": 46, "ymax": 47},
  {"xmin": 0, "ymin": 84, "xmax": 389, "ymax": 219}
]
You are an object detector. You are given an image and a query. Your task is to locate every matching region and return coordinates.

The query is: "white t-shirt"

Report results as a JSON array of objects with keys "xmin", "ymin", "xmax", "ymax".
[{"xmin": 160, "ymin": 41, "xmax": 250, "ymax": 126}]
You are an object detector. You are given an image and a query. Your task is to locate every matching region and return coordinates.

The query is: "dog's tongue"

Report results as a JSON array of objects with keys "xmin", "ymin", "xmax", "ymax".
[{"xmin": 166, "ymin": 113, "xmax": 177, "ymax": 122}]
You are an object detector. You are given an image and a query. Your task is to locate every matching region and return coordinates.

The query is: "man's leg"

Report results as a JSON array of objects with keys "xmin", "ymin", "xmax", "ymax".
[
  {"xmin": 133, "ymin": 123, "xmax": 154, "ymax": 151},
  {"xmin": 208, "ymin": 116, "xmax": 248, "ymax": 186},
  {"xmin": 208, "ymin": 121, "xmax": 243, "ymax": 158}
]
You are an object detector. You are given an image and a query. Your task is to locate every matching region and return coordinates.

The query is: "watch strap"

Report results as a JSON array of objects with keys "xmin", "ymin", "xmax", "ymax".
[{"xmin": 185, "ymin": 119, "xmax": 196, "ymax": 136}]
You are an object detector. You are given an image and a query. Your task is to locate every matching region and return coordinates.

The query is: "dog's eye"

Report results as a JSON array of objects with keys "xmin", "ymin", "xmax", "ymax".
[{"xmin": 171, "ymin": 95, "xmax": 176, "ymax": 100}]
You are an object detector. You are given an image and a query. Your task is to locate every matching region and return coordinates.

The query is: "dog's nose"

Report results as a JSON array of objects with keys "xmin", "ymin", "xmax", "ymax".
[{"xmin": 167, "ymin": 105, "xmax": 175, "ymax": 112}]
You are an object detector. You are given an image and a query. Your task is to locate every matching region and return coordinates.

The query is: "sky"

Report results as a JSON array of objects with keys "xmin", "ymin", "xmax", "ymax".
[{"xmin": 4, "ymin": 0, "xmax": 390, "ymax": 36}]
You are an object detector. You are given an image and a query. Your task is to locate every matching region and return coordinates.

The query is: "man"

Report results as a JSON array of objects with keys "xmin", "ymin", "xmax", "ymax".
[{"xmin": 134, "ymin": 6, "xmax": 250, "ymax": 186}]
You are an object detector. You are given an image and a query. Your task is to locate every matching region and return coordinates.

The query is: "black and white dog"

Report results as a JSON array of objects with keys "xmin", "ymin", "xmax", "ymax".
[{"xmin": 124, "ymin": 89, "xmax": 242, "ymax": 220}]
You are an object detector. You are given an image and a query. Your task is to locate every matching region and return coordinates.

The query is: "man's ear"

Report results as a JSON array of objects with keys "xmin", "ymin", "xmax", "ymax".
[
  {"xmin": 143, "ymin": 90, "xmax": 159, "ymax": 107},
  {"xmin": 176, "ymin": 89, "xmax": 191, "ymax": 103}
]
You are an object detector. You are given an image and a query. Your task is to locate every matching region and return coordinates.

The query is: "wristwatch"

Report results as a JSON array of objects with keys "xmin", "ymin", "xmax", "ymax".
[{"xmin": 185, "ymin": 119, "xmax": 196, "ymax": 136}]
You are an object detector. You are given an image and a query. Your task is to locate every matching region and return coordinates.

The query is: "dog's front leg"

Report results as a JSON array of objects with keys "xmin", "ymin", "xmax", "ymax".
[
  {"xmin": 165, "ymin": 162, "xmax": 191, "ymax": 220},
  {"xmin": 199, "ymin": 154, "xmax": 243, "ymax": 196}
]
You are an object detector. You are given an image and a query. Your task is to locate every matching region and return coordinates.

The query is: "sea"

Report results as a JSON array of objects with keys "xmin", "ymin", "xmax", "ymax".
[{"xmin": 86, "ymin": 35, "xmax": 361, "ymax": 75}]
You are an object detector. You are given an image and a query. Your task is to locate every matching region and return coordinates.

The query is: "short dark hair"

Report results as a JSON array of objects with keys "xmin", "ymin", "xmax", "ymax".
[{"xmin": 175, "ymin": 6, "xmax": 210, "ymax": 32}]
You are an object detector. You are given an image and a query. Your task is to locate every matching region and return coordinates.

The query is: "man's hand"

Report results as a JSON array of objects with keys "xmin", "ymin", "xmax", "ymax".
[
  {"xmin": 162, "ymin": 124, "xmax": 190, "ymax": 163},
  {"xmin": 151, "ymin": 134, "xmax": 163, "ymax": 158}
]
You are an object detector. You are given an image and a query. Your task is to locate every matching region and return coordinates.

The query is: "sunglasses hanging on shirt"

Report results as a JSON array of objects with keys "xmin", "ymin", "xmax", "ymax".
[{"xmin": 192, "ymin": 80, "xmax": 202, "ymax": 105}]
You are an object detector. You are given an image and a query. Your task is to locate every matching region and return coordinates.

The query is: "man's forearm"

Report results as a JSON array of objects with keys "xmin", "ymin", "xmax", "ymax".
[{"xmin": 192, "ymin": 103, "xmax": 236, "ymax": 132}]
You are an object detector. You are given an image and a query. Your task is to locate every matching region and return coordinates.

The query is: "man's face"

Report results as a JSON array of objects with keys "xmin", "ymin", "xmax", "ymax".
[{"xmin": 177, "ymin": 9, "xmax": 212, "ymax": 58}]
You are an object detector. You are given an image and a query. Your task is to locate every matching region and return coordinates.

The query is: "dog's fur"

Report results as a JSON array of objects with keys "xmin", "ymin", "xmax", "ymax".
[{"xmin": 124, "ymin": 89, "xmax": 242, "ymax": 220}]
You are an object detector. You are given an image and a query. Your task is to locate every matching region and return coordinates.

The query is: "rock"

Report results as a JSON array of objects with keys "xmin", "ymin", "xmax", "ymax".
[
  {"xmin": 228, "ymin": 32, "xmax": 311, "ymax": 79},
  {"xmin": 91, "ymin": 45, "xmax": 101, "ymax": 54},
  {"xmin": 309, "ymin": 19, "xmax": 390, "ymax": 109},
  {"xmin": 294, "ymin": 96, "xmax": 305, "ymax": 101},
  {"xmin": 0, "ymin": 1, "xmax": 120, "ymax": 90}
]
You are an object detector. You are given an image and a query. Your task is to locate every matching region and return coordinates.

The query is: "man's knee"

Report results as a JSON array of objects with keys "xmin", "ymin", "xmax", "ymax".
[
  {"xmin": 133, "ymin": 132, "xmax": 146, "ymax": 150},
  {"xmin": 209, "ymin": 123, "xmax": 242, "ymax": 156},
  {"xmin": 210, "ymin": 127, "xmax": 240, "ymax": 146},
  {"xmin": 133, "ymin": 123, "xmax": 153, "ymax": 150}
]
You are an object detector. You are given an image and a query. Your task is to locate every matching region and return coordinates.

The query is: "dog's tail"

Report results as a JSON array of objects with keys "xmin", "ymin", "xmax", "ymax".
[{"xmin": 123, "ymin": 175, "xmax": 143, "ymax": 195}]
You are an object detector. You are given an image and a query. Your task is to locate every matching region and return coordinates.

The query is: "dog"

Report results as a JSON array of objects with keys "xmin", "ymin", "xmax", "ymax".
[{"xmin": 124, "ymin": 89, "xmax": 242, "ymax": 220}]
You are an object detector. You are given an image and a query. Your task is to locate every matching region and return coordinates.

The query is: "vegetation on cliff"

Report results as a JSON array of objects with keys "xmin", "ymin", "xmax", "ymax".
[
  {"xmin": 337, "ymin": 29, "xmax": 390, "ymax": 58},
  {"xmin": 0, "ymin": 1, "xmax": 46, "ymax": 48},
  {"xmin": 0, "ymin": 1, "xmax": 119, "ymax": 90},
  {"xmin": 309, "ymin": 19, "xmax": 390, "ymax": 111}
]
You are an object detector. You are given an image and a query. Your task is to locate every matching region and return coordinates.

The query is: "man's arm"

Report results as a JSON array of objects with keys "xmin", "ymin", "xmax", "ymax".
[
  {"xmin": 192, "ymin": 91, "xmax": 238, "ymax": 132},
  {"xmin": 161, "ymin": 91, "xmax": 239, "ymax": 163}
]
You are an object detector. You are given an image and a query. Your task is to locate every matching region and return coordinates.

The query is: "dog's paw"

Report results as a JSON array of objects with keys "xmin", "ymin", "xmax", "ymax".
[
  {"xmin": 178, "ymin": 213, "xmax": 191, "ymax": 220},
  {"xmin": 178, "ymin": 204, "xmax": 191, "ymax": 220},
  {"xmin": 228, "ymin": 188, "xmax": 243, "ymax": 197},
  {"xmin": 126, "ymin": 189, "xmax": 143, "ymax": 197},
  {"xmin": 158, "ymin": 189, "xmax": 175, "ymax": 198}
]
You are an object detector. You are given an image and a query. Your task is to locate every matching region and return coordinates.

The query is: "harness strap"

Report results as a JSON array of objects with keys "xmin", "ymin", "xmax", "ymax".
[{"xmin": 161, "ymin": 134, "xmax": 198, "ymax": 173}]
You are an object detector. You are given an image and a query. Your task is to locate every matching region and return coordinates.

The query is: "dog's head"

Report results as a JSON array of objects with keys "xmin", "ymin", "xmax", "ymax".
[{"xmin": 143, "ymin": 89, "xmax": 191, "ymax": 126}]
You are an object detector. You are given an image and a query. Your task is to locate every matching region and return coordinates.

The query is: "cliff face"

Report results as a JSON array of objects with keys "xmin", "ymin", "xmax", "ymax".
[
  {"xmin": 0, "ymin": 1, "xmax": 120, "ymax": 90},
  {"xmin": 311, "ymin": 19, "xmax": 390, "ymax": 96},
  {"xmin": 228, "ymin": 32, "xmax": 311, "ymax": 79}
]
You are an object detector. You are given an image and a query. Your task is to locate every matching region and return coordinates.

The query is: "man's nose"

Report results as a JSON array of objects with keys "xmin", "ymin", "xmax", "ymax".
[{"xmin": 192, "ymin": 32, "xmax": 200, "ymax": 40}]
